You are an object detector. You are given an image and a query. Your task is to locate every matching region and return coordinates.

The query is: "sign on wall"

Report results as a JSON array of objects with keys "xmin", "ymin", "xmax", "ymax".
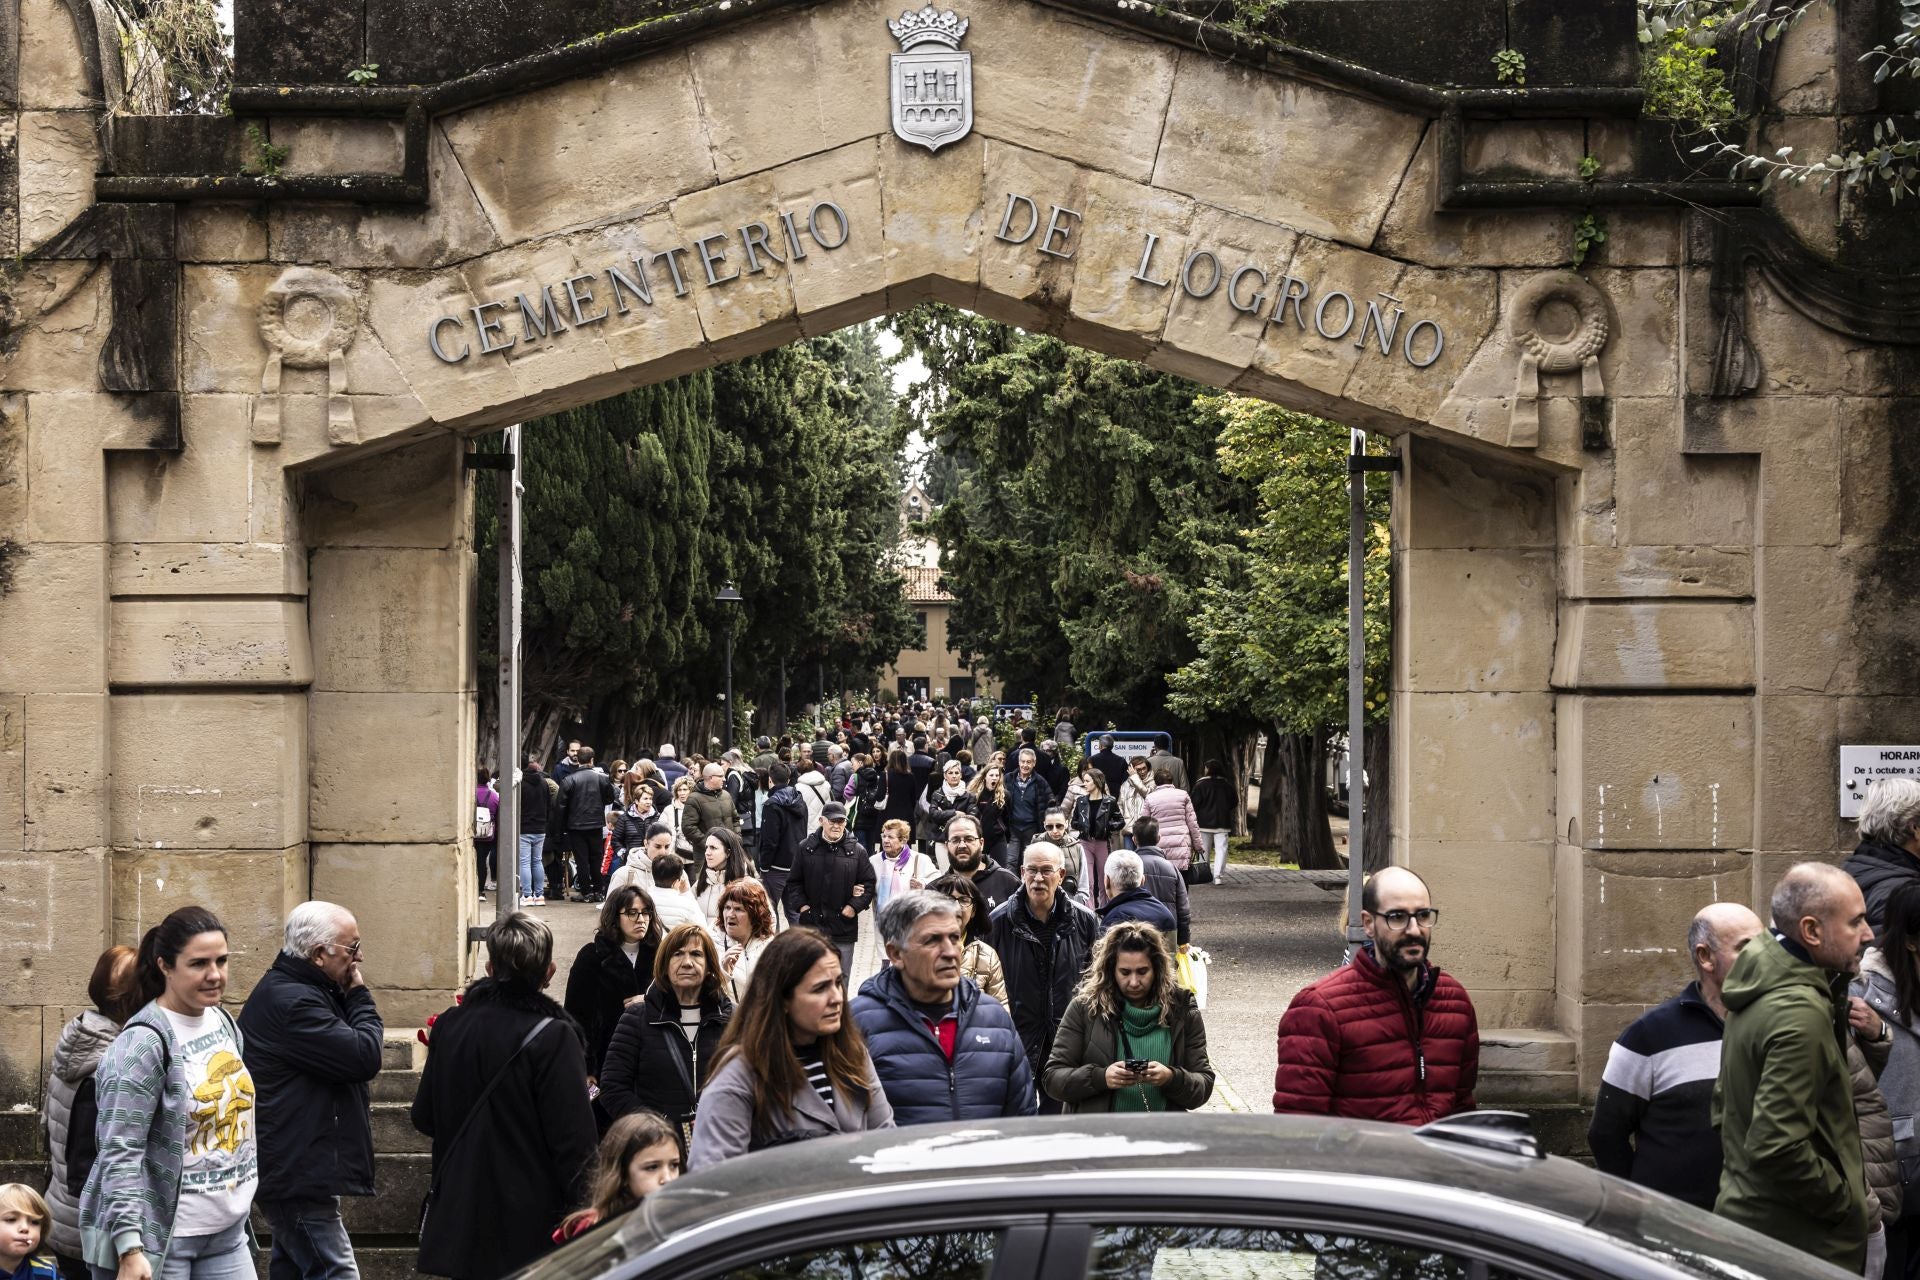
[{"xmin": 1840, "ymin": 745, "xmax": 1920, "ymax": 819}]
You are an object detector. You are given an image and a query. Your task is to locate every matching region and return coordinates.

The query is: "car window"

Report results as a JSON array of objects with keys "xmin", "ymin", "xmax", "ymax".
[
  {"xmin": 1085, "ymin": 1225, "xmax": 1518, "ymax": 1280},
  {"xmin": 727, "ymin": 1229, "xmax": 1000, "ymax": 1279}
]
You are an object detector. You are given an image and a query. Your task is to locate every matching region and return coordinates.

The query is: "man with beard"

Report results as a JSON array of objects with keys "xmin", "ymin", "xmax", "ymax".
[
  {"xmin": 945, "ymin": 814, "xmax": 1021, "ymax": 911},
  {"xmin": 1271, "ymin": 866, "xmax": 1478, "ymax": 1122}
]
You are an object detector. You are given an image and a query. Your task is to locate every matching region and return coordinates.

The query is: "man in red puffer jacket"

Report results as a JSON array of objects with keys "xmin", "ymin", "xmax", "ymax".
[{"xmin": 1273, "ymin": 866, "xmax": 1479, "ymax": 1122}]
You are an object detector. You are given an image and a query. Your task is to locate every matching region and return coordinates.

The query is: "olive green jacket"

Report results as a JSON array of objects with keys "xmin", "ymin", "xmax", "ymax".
[{"xmin": 1712, "ymin": 930, "xmax": 1869, "ymax": 1271}]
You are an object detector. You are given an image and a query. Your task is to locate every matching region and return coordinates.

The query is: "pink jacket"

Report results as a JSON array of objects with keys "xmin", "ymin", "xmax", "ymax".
[{"xmin": 1141, "ymin": 785, "xmax": 1201, "ymax": 869}]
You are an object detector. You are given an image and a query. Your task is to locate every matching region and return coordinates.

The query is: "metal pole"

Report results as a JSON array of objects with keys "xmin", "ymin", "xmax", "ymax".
[
  {"xmin": 1345, "ymin": 427, "xmax": 1367, "ymax": 949},
  {"xmin": 723, "ymin": 623, "xmax": 735, "ymax": 754},
  {"xmin": 778, "ymin": 657, "xmax": 787, "ymax": 733},
  {"xmin": 495, "ymin": 425, "xmax": 523, "ymax": 922}
]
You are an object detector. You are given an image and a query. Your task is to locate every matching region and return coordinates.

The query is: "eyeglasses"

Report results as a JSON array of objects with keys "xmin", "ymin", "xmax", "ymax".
[
  {"xmin": 1043, "ymin": 824, "xmax": 1067, "ymax": 832},
  {"xmin": 948, "ymin": 835, "xmax": 979, "ymax": 845},
  {"xmin": 1377, "ymin": 908, "xmax": 1441, "ymax": 931},
  {"xmin": 330, "ymin": 940, "xmax": 363, "ymax": 959},
  {"xmin": 620, "ymin": 909, "xmax": 651, "ymax": 922},
  {"xmin": 1022, "ymin": 866, "xmax": 1061, "ymax": 880}
]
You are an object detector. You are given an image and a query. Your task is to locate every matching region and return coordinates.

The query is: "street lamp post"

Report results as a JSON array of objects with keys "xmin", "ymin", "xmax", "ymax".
[{"xmin": 716, "ymin": 583, "xmax": 742, "ymax": 752}]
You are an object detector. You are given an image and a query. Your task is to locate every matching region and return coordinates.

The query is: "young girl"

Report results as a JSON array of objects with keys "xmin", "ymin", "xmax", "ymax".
[
  {"xmin": 553, "ymin": 1111, "xmax": 682, "ymax": 1243},
  {"xmin": 1, "ymin": 1184, "xmax": 61, "ymax": 1280}
]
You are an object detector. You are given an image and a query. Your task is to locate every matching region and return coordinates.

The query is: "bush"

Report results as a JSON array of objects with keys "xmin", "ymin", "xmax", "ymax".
[{"xmin": 1641, "ymin": 27, "xmax": 1739, "ymax": 124}]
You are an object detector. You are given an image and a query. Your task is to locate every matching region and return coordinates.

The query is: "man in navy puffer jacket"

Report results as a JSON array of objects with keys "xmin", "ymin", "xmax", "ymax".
[{"xmin": 852, "ymin": 891, "xmax": 1038, "ymax": 1124}]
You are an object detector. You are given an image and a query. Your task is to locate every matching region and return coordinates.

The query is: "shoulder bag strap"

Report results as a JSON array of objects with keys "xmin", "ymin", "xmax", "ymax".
[{"xmin": 427, "ymin": 1016, "xmax": 552, "ymax": 1195}]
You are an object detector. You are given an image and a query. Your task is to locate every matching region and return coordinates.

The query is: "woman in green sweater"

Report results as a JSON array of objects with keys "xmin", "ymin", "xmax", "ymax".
[{"xmin": 1042, "ymin": 922, "xmax": 1214, "ymax": 1113}]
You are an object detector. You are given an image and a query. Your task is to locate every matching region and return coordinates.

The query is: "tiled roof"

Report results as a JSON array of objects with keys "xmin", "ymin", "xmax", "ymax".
[{"xmin": 901, "ymin": 565, "xmax": 952, "ymax": 602}]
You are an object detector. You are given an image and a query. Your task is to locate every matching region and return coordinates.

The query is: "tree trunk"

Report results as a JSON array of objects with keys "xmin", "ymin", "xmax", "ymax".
[
  {"xmin": 1251, "ymin": 731, "xmax": 1286, "ymax": 846},
  {"xmin": 1275, "ymin": 729, "xmax": 1338, "ymax": 870},
  {"xmin": 1362, "ymin": 714, "xmax": 1392, "ymax": 874}
]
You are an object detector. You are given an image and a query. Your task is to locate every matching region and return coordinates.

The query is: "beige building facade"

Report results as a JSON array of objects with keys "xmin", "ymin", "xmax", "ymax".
[
  {"xmin": 877, "ymin": 483, "xmax": 996, "ymax": 703},
  {"xmin": 0, "ymin": 0, "xmax": 1914, "ymax": 1127}
]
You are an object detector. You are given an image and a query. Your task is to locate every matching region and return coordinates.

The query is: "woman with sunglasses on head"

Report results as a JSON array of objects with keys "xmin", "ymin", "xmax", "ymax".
[{"xmin": 563, "ymin": 887, "xmax": 665, "ymax": 1090}]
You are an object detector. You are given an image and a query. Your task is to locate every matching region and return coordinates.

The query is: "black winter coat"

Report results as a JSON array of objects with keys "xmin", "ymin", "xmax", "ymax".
[
  {"xmin": 411, "ymin": 979, "xmax": 597, "ymax": 1280},
  {"xmin": 557, "ymin": 767, "xmax": 614, "ymax": 832},
  {"xmin": 986, "ymin": 892, "xmax": 1099, "ymax": 1079},
  {"xmin": 968, "ymin": 862, "xmax": 1023, "ymax": 912},
  {"xmin": 1089, "ymin": 749, "xmax": 1128, "ymax": 797},
  {"xmin": 784, "ymin": 832, "xmax": 876, "ymax": 941},
  {"xmin": 882, "ymin": 770, "xmax": 923, "ymax": 825},
  {"xmin": 562, "ymin": 935, "xmax": 658, "ymax": 1076},
  {"xmin": 519, "ymin": 767, "xmax": 554, "ymax": 830},
  {"xmin": 1191, "ymin": 775, "xmax": 1235, "ymax": 830},
  {"xmin": 237, "ymin": 952, "xmax": 383, "ymax": 1201},
  {"xmin": 976, "ymin": 794, "xmax": 1012, "ymax": 849},
  {"xmin": 758, "ymin": 786, "xmax": 808, "ymax": 872},
  {"xmin": 597, "ymin": 984, "xmax": 732, "ymax": 1135},
  {"xmin": 1072, "ymin": 795, "xmax": 1125, "ymax": 842},
  {"xmin": 1136, "ymin": 846, "xmax": 1193, "ymax": 946},
  {"xmin": 925, "ymin": 786, "xmax": 976, "ymax": 840},
  {"xmin": 1845, "ymin": 837, "xmax": 1919, "ymax": 941},
  {"xmin": 610, "ymin": 802, "xmax": 656, "ymax": 853}
]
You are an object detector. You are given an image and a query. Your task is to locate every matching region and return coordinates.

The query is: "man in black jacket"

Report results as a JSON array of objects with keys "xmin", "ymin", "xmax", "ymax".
[
  {"xmin": 784, "ymin": 801, "xmax": 876, "ymax": 988},
  {"xmin": 987, "ymin": 840, "xmax": 1097, "ymax": 1113},
  {"xmin": 557, "ymin": 746, "xmax": 615, "ymax": 902},
  {"xmin": 1089, "ymin": 735, "xmax": 1128, "ymax": 797},
  {"xmin": 758, "ymin": 762, "xmax": 808, "ymax": 925},
  {"xmin": 239, "ymin": 902, "xmax": 384, "ymax": 1280},
  {"xmin": 946, "ymin": 815, "xmax": 1020, "ymax": 911}
]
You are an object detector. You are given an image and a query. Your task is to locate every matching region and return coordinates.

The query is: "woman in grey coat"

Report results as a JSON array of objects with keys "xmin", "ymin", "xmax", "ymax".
[
  {"xmin": 688, "ymin": 929, "xmax": 892, "ymax": 1170},
  {"xmin": 44, "ymin": 947, "xmax": 140, "ymax": 1279},
  {"xmin": 1853, "ymin": 879, "xmax": 1920, "ymax": 1280}
]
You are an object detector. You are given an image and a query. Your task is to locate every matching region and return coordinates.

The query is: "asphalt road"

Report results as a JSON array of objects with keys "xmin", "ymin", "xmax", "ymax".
[{"xmin": 522, "ymin": 861, "xmax": 1348, "ymax": 1115}]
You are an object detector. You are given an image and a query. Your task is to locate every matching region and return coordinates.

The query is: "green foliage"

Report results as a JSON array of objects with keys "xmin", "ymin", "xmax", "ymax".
[
  {"xmin": 1492, "ymin": 48, "xmax": 1527, "ymax": 85},
  {"xmin": 888, "ymin": 305, "xmax": 1256, "ymax": 727},
  {"xmin": 242, "ymin": 124, "xmax": 289, "ymax": 179},
  {"xmin": 1640, "ymin": 26, "xmax": 1737, "ymax": 124},
  {"xmin": 1166, "ymin": 398, "xmax": 1390, "ymax": 737},
  {"xmin": 1222, "ymin": 0, "xmax": 1288, "ymax": 38},
  {"xmin": 1579, "ymin": 154, "xmax": 1602, "ymax": 181},
  {"xmin": 346, "ymin": 63, "xmax": 380, "ymax": 85},
  {"xmin": 107, "ymin": 0, "xmax": 232, "ymax": 113},
  {"xmin": 1572, "ymin": 211, "xmax": 1608, "ymax": 266}
]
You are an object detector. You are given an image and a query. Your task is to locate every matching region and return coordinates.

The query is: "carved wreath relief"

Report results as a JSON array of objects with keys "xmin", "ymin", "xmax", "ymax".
[
  {"xmin": 889, "ymin": 6, "xmax": 973, "ymax": 153},
  {"xmin": 1506, "ymin": 271, "xmax": 1610, "ymax": 449},
  {"xmin": 255, "ymin": 266, "xmax": 364, "ymax": 447}
]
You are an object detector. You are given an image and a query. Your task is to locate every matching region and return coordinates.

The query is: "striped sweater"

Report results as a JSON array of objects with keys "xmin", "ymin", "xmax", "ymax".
[
  {"xmin": 77, "ymin": 1000, "xmax": 246, "ymax": 1269},
  {"xmin": 1587, "ymin": 981, "xmax": 1724, "ymax": 1209}
]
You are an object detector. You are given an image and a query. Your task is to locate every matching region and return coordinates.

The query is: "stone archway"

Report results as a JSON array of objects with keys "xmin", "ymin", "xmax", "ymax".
[{"xmin": 3, "ymin": 0, "xmax": 1915, "ymax": 1114}]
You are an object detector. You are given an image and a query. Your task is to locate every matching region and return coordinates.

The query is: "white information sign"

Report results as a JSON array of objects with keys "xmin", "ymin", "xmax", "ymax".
[{"xmin": 1840, "ymin": 745, "xmax": 1920, "ymax": 819}]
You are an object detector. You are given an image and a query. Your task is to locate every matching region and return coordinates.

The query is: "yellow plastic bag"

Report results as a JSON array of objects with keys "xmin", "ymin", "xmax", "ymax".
[{"xmin": 1175, "ymin": 946, "xmax": 1209, "ymax": 1010}]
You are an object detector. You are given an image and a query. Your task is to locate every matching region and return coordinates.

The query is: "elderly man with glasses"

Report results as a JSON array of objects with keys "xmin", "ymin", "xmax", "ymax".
[
  {"xmin": 239, "ymin": 901, "xmax": 384, "ymax": 1280},
  {"xmin": 1271, "ymin": 866, "xmax": 1480, "ymax": 1124},
  {"xmin": 987, "ymin": 841, "xmax": 1099, "ymax": 1113}
]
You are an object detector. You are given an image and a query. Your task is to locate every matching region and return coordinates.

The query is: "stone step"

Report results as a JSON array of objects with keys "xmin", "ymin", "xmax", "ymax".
[
  {"xmin": 1478, "ymin": 1027, "xmax": 1576, "ymax": 1075},
  {"xmin": 1507, "ymin": 1102, "xmax": 1594, "ymax": 1162},
  {"xmin": 371, "ymin": 1067, "xmax": 424, "ymax": 1104},
  {"xmin": 341, "ymin": 1155, "xmax": 432, "ymax": 1234},
  {"xmin": 372, "ymin": 1101, "xmax": 430, "ymax": 1153},
  {"xmin": 0, "ymin": 1110, "xmax": 43, "ymax": 1160},
  {"xmin": 1478, "ymin": 1068, "xmax": 1580, "ymax": 1105},
  {"xmin": 382, "ymin": 1030, "xmax": 426, "ymax": 1072}
]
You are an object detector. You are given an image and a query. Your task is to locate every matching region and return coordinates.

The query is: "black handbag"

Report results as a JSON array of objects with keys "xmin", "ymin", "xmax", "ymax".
[{"xmin": 418, "ymin": 1016, "xmax": 552, "ymax": 1236}]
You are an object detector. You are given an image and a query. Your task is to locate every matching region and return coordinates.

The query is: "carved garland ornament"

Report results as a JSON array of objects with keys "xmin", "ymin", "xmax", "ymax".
[
  {"xmin": 1506, "ymin": 271, "xmax": 1609, "ymax": 448},
  {"xmin": 255, "ymin": 267, "xmax": 364, "ymax": 446}
]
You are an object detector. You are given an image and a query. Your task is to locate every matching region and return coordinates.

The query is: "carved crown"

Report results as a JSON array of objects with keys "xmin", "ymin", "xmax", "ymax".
[{"xmin": 889, "ymin": 6, "xmax": 968, "ymax": 49}]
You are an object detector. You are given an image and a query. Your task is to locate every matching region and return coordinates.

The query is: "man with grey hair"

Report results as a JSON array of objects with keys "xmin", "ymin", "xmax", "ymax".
[
  {"xmin": 850, "ymin": 891, "xmax": 1035, "ymax": 1123},
  {"xmin": 1715, "ymin": 863, "xmax": 1875, "ymax": 1270},
  {"xmin": 1845, "ymin": 776, "xmax": 1920, "ymax": 939},
  {"xmin": 988, "ymin": 840, "xmax": 1098, "ymax": 1113},
  {"xmin": 1588, "ymin": 902, "xmax": 1763, "ymax": 1209},
  {"xmin": 239, "ymin": 902, "xmax": 383, "ymax": 1280},
  {"xmin": 1098, "ymin": 849, "xmax": 1177, "ymax": 939}
]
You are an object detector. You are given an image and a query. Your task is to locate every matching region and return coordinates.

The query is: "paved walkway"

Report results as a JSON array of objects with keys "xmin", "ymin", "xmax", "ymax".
[{"xmin": 511, "ymin": 859, "xmax": 1347, "ymax": 1116}]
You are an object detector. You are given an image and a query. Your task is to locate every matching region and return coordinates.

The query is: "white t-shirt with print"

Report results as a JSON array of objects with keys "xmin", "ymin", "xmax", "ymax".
[{"xmin": 161, "ymin": 1006, "xmax": 258, "ymax": 1236}]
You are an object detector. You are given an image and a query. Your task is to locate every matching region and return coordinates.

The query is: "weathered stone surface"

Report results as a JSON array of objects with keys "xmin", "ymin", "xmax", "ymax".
[
  {"xmin": 271, "ymin": 125, "xmax": 501, "ymax": 270},
  {"xmin": 457, "ymin": 236, "xmax": 622, "ymax": 408},
  {"xmin": 1770, "ymin": 4, "xmax": 1839, "ymax": 114},
  {"xmin": 0, "ymin": 697, "xmax": 24, "ymax": 853},
  {"xmin": 0, "ymin": 398, "xmax": 25, "ymax": 541},
  {"xmin": 1149, "ymin": 207, "xmax": 1298, "ymax": 388},
  {"xmin": 0, "ymin": 1006, "xmax": 46, "ymax": 1107},
  {"xmin": 878, "ymin": 132, "xmax": 987, "ymax": 309},
  {"xmin": 18, "ymin": 0, "xmax": 90, "ymax": 110},
  {"xmin": 0, "ymin": 851, "xmax": 106, "ymax": 1006},
  {"xmin": 312, "ymin": 843, "xmax": 467, "ymax": 990},
  {"xmin": 1055, "ymin": 171, "xmax": 1192, "ymax": 358},
  {"xmin": 1344, "ymin": 261, "xmax": 1499, "ymax": 430},
  {"xmin": 1575, "ymin": 851, "xmax": 1750, "ymax": 1004},
  {"xmin": 1399, "ymin": 549, "xmax": 1555, "ymax": 693},
  {"xmin": 768, "ymin": 141, "xmax": 888, "ymax": 337},
  {"xmin": 1395, "ymin": 436, "xmax": 1557, "ymax": 550},
  {"xmin": 363, "ymin": 272, "xmax": 523, "ymax": 426},
  {"xmin": 440, "ymin": 50, "xmax": 714, "ymax": 244},
  {"xmin": 106, "ymin": 395, "xmax": 252, "ymax": 543},
  {"xmin": 976, "ymin": 142, "xmax": 1089, "ymax": 334},
  {"xmin": 0, "ymin": 544, "xmax": 106, "ymax": 696},
  {"xmin": 1463, "ymin": 120, "xmax": 1585, "ymax": 181},
  {"xmin": 1247, "ymin": 236, "xmax": 1407, "ymax": 411},
  {"xmin": 302, "ymin": 437, "xmax": 468, "ymax": 550},
  {"xmin": 310, "ymin": 548, "xmax": 464, "ymax": 693},
  {"xmin": 1756, "ymin": 694, "xmax": 1842, "ymax": 852},
  {"xmin": 18, "ymin": 111, "xmax": 96, "ymax": 252},
  {"xmin": 559, "ymin": 214, "xmax": 713, "ymax": 380},
  {"xmin": 1757, "ymin": 543, "xmax": 1856, "ymax": 695},
  {"xmin": 1560, "ymin": 693, "xmax": 1754, "ymax": 851},
  {"xmin": 273, "ymin": 117, "xmax": 406, "ymax": 177},
  {"xmin": 24, "ymin": 693, "xmax": 107, "ymax": 852},
  {"xmin": 110, "ymin": 847, "xmax": 299, "ymax": 998},
  {"xmin": 177, "ymin": 205, "xmax": 269, "ymax": 263},
  {"xmin": 689, "ymin": 0, "xmax": 886, "ymax": 184},
  {"xmin": 1395, "ymin": 691, "xmax": 1554, "ymax": 843},
  {"xmin": 1375, "ymin": 130, "xmax": 1566, "ymax": 269},
  {"xmin": 310, "ymin": 692, "xmax": 463, "ymax": 843},
  {"xmin": 24, "ymin": 395, "xmax": 105, "ymax": 543},
  {"xmin": 1405, "ymin": 840, "xmax": 1553, "ymax": 998},
  {"xmin": 109, "ymin": 599, "xmax": 314, "ymax": 689},
  {"xmin": 1612, "ymin": 399, "xmax": 1756, "ymax": 549},
  {"xmin": 1552, "ymin": 601, "xmax": 1755, "ymax": 691},
  {"xmin": 1153, "ymin": 55, "xmax": 1422, "ymax": 244},
  {"xmin": 1563, "ymin": 544, "xmax": 1754, "ymax": 599},
  {"xmin": 2, "ymin": 263, "xmax": 108, "ymax": 394},
  {"xmin": 109, "ymin": 694, "xmax": 306, "ymax": 849}
]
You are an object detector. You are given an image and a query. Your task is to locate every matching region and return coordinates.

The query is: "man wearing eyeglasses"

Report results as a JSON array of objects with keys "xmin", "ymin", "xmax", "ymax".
[
  {"xmin": 240, "ymin": 901, "xmax": 385, "ymax": 1280},
  {"xmin": 988, "ymin": 841, "xmax": 1099, "ymax": 1113},
  {"xmin": 1272, "ymin": 866, "xmax": 1480, "ymax": 1123}
]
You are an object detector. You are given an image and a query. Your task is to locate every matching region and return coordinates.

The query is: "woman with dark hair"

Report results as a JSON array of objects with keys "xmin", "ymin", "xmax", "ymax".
[
  {"xmin": 881, "ymin": 749, "xmax": 921, "ymax": 833},
  {"xmin": 969, "ymin": 763, "xmax": 1013, "ymax": 870},
  {"xmin": 693, "ymin": 828, "xmax": 756, "ymax": 930},
  {"xmin": 79, "ymin": 907, "xmax": 258, "ymax": 1280},
  {"xmin": 45, "ymin": 947, "xmax": 139, "ymax": 1280},
  {"xmin": 1042, "ymin": 920, "xmax": 1214, "ymax": 1114},
  {"xmin": 563, "ymin": 887, "xmax": 664, "ymax": 1084},
  {"xmin": 1071, "ymin": 768, "xmax": 1125, "ymax": 908},
  {"xmin": 1191, "ymin": 758, "xmax": 1235, "ymax": 884},
  {"xmin": 927, "ymin": 872, "xmax": 1007, "ymax": 1003},
  {"xmin": 717, "ymin": 880, "xmax": 777, "ymax": 1002},
  {"xmin": 597, "ymin": 924, "xmax": 733, "ymax": 1152},
  {"xmin": 411, "ymin": 913, "xmax": 596, "ymax": 1280},
  {"xmin": 1856, "ymin": 881, "xmax": 1920, "ymax": 1277},
  {"xmin": 687, "ymin": 929, "xmax": 893, "ymax": 1170}
]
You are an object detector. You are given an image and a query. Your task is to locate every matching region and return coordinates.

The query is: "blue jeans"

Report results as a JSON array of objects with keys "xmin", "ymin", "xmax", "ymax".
[
  {"xmin": 92, "ymin": 1220, "xmax": 255, "ymax": 1280},
  {"xmin": 258, "ymin": 1198, "xmax": 358, "ymax": 1280},
  {"xmin": 517, "ymin": 832, "xmax": 546, "ymax": 898}
]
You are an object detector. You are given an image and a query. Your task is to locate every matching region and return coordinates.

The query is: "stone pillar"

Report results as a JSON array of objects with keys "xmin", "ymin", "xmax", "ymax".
[{"xmin": 303, "ymin": 437, "xmax": 477, "ymax": 1027}]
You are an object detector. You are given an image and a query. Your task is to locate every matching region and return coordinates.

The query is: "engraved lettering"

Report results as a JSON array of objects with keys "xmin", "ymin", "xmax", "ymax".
[
  {"xmin": 779, "ymin": 210, "xmax": 809, "ymax": 261},
  {"xmin": 1354, "ymin": 295, "xmax": 1403, "ymax": 355},
  {"xmin": 516, "ymin": 287, "xmax": 568, "ymax": 340},
  {"xmin": 1037, "ymin": 205, "xmax": 1082, "ymax": 259},
  {"xmin": 653, "ymin": 246, "xmax": 692, "ymax": 298},
  {"xmin": 1132, "ymin": 232, "xmax": 1171, "ymax": 288},
  {"xmin": 696, "ymin": 233, "xmax": 740, "ymax": 287},
  {"xmin": 1404, "ymin": 318, "xmax": 1445, "ymax": 368},
  {"xmin": 739, "ymin": 222, "xmax": 783, "ymax": 274},
  {"xmin": 1269, "ymin": 274, "xmax": 1311, "ymax": 328},
  {"xmin": 562, "ymin": 273, "xmax": 607, "ymax": 327},
  {"xmin": 1227, "ymin": 265, "xmax": 1268, "ymax": 316},
  {"xmin": 429, "ymin": 315, "xmax": 470, "ymax": 364},
  {"xmin": 1180, "ymin": 250, "xmax": 1221, "ymax": 299},
  {"xmin": 808, "ymin": 200, "xmax": 851, "ymax": 250},
  {"xmin": 996, "ymin": 193, "xmax": 1039, "ymax": 245},
  {"xmin": 606, "ymin": 261, "xmax": 653, "ymax": 312},
  {"xmin": 1313, "ymin": 290, "xmax": 1356, "ymax": 340},
  {"xmin": 471, "ymin": 301, "xmax": 515, "ymax": 355}
]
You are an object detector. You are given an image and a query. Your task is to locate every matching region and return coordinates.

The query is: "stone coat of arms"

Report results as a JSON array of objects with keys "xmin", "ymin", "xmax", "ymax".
[{"xmin": 889, "ymin": 6, "xmax": 972, "ymax": 153}]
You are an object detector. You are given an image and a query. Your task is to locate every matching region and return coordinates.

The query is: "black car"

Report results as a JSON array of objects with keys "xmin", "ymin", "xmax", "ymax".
[{"xmin": 516, "ymin": 1113, "xmax": 1852, "ymax": 1280}]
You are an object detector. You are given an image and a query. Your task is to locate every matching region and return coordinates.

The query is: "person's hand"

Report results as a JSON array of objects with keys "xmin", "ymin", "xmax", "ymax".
[
  {"xmin": 622, "ymin": 993, "xmax": 644, "ymax": 1006},
  {"xmin": 346, "ymin": 962, "xmax": 366, "ymax": 990},
  {"xmin": 1104, "ymin": 1062, "xmax": 1139, "ymax": 1088},
  {"xmin": 851, "ymin": 885, "xmax": 866, "ymax": 898},
  {"xmin": 909, "ymin": 878, "xmax": 924, "ymax": 890},
  {"xmin": 1142, "ymin": 1061, "xmax": 1175, "ymax": 1087},
  {"xmin": 842, "ymin": 904, "xmax": 857, "ymax": 918},
  {"xmin": 1178, "ymin": 943, "xmax": 1190, "ymax": 955},
  {"xmin": 117, "ymin": 1249, "xmax": 151, "ymax": 1280},
  {"xmin": 722, "ymin": 946, "xmax": 742, "ymax": 974},
  {"xmin": 1850, "ymin": 995, "xmax": 1884, "ymax": 1040}
]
